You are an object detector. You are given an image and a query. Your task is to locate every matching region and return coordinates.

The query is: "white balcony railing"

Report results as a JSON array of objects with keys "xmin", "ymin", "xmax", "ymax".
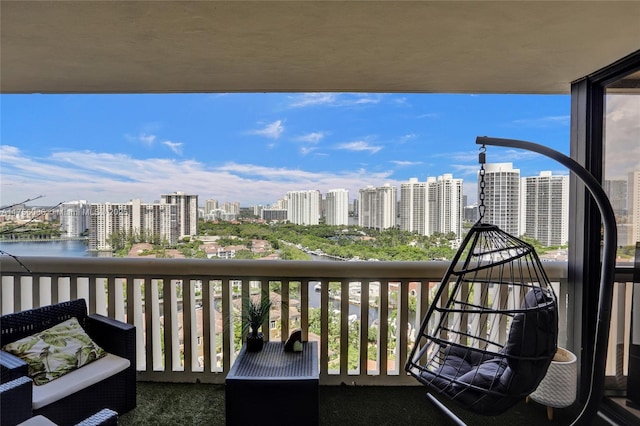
[{"xmin": 0, "ymin": 256, "xmax": 630, "ymax": 388}]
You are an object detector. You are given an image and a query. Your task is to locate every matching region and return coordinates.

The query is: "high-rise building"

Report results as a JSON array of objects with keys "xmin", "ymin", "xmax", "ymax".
[
  {"xmin": 273, "ymin": 198, "xmax": 288, "ymax": 210},
  {"xmin": 359, "ymin": 184, "xmax": 397, "ymax": 230},
  {"xmin": 287, "ymin": 190, "xmax": 320, "ymax": 225},
  {"xmin": 325, "ymin": 189, "xmax": 349, "ymax": 226},
  {"xmin": 89, "ymin": 202, "xmax": 133, "ymax": 251},
  {"xmin": 221, "ymin": 201, "xmax": 240, "ymax": 215},
  {"xmin": 400, "ymin": 175, "xmax": 463, "ymax": 239},
  {"xmin": 205, "ymin": 199, "xmax": 218, "ymax": 214},
  {"xmin": 521, "ymin": 172, "xmax": 569, "ymax": 246},
  {"xmin": 59, "ymin": 200, "xmax": 89, "ymax": 238},
  {"xmin": 89, "ymin": 199, "xmax": 181, "ymax": 251},
  {"xmin": 352, "ymin": 199, "xmax": 359, "ymax": 218},
  {"xmin": 252, "ymin": 204, "xmax": 264, "ymax": 217},
  {"xmin": 481, "ymin": 163, "xmax": 520, "ymax": 236},
  {"xmin": 262, "ymin": 209, "xmax": 287, "ymax": 222},
  {"xmin": 161, "ymin": 192, "xmax": 198, "ymax": 237},
  {"xmin": 133, "ymin": 199, "xmax": 179, "ymax": 245},
  {"xmin": 435, "ymin": 174, "xmax": 463, "ymax": 240},
  {"xmin": 464, "ymin": 204, "xmax": 479, "ymax": 223},
  {"xmin": 629, "ymin": 170, "xmax": 640, "ymax": 246},
  {"xmin": 400, "ymin": 178, "xmax": 427, "ymax": 235},
  {"xmin": 605, "ymin": 179, "xmax": 628, "ymax": 216}
]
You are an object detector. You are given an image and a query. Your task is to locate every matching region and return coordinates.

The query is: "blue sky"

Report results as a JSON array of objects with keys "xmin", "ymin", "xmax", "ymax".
[{"xmin": 1, "ymin": 93, "xmax": 573, "ymax": 208}]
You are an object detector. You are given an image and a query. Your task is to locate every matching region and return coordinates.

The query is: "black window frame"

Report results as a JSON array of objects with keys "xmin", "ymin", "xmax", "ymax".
[{"xmin": 569, "ymin": 49, "xmax": 640, "ymax": 404}]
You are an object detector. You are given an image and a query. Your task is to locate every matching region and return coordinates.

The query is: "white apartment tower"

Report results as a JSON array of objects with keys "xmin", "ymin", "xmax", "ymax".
[
  {"xmin": 426, "ymin": 177, "xmax": 438, "ymax": 234},
  {"xmin": 205, "ymin": 199, "xmax": 218, "ymax": 214},
  {"xmin": 89, "ymin": 203, "xmax": 133, "ymax": 251},
  {"xmin": 222, "ymin": 201, "xmax": 240, "ymax": 215},
  {"xmin": 161, "ymin": 192, "xmax": 198, "ymax": 237},
  {"xmin": 325, "ymin": 189, "xmax": 349, "ymax": 226},
  {"xmin": 521, "ymin": 172, "xmax": 569, "ymax": 246},
  {"xmin": 481, "ymin": 163, "xmax": 521, "ymax": 236},
  {"xmin": 60, "ymin": 200, "xmax": 89, "ymax": 238},
  {"xmin": 359, "ymin": 184, "xmax": 397, "ymax": 230},
  {"xmin": 400, "ymin": 178, "xmax": 428, "ymax": 235},
  {"xmin": 275, "ymin": 198, "xmax": 288, "ymax": 210},
  {"xmin": 400, "ymin": 175, "xmax": 463, "ymax": 239},
  {"xmin": 132, "ymin": 199, "xmax": 179, "ymax": 245},
  {"xmin": 89, "ymin": 200, "xmax": 181, "ymax": 251},
  {"xmin": 435, "ymin": 174, "xmax": 463, "ymax": 239},
  {"xmin": 287, "ymin": 190, "xmax": 320, "ymax": 225}
]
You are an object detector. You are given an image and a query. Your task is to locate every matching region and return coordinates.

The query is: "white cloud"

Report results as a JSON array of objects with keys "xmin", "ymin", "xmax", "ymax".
[
  {"xmin": 300, "ymin": 147, "xmax": 317, "ymax": 156},
  {"xmin": 288, "ymin": 93, "xmax": 382, "ymax": 108},
  {"xmin": 352, "ymin": 96, "xmax": 380, "ymax": 105},
  {"xmin": 431, "ymin": 150, "xmax": 478, "ymax": 162},
  {"xmin": 139, "ymin": 133, "xmax": 157, "ymax": 144},
  {"xmin": 0, "ymin": 146, "xmax": 400, "ymax": 206},
  {"xmin": 604, "ymin": 95, "xmax": 640, "ymax": 179},
  {"xmin": 492, "ymin": 149, "xmax": 543, "ymax": 162},
  {"xmin": 163, "ymin": 141, "xmax": 183, "ymax": 155},
  {"xmin": 249, "ymin": 120, "xmax": 285, "ymax": 139},
  {"xmin": 125, "ymin": 133, "xmax": 157, "ymax": 145},
  {"xmin": 294, "ymin": 132, "xmax": 325, "ymax": 144},
  {"xmin": 398, "ymin": 133, "xmax": 417, "ymax": 144},
  {"xmin": 433, "ymin": 148, "xmax": 541, "ymax": 164},
  {"xmin": 0, "ymin": 145, "xmax": 21, "ymax": 159},
  {"xmin": 417, "ymin": 113, "xmax": 440, "ymax": 119},
  {"xmin": 391, "ymin": 160, "xmax": 422, "ymax": 167},
  {"xmin": 392, "ymin": 97, "xmax": 409, "ymax": 106},
  {"xmin": 289, "ymin": 93, "xmax": 338, "ymax": 108},
  {"xmin": 336, "ymin": 141, "xmax": 382, "ymax": 154},
  {"xmin": 451, "ymin": 164, "xmax": 482, "ymax": 176},
  {"xmin": 509, "ymin": 115, "xmax": 570, "ymax": 127}
]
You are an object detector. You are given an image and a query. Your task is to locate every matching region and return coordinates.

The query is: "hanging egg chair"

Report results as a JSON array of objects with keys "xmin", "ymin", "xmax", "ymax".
[
  {"xmin": 405, "ymin": 144, "xmax": 559, "ymax": 417},
  {"xmin": 405, "ymin": 221, "xmax": 558, "ymax": 415},
  {"xmin": 407, "ymin": 137, "xmax": 618, "ymax": 425}
]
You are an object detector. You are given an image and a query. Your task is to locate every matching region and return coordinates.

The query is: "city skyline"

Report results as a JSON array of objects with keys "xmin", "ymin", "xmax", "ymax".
[{"xmin": 1, "ymin": 93, "xmax": 574, "ymax": 208}]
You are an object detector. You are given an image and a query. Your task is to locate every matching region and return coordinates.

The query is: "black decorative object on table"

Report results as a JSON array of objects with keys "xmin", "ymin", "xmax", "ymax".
[{"xmin": 284, "ymin": 328, "xmax": 303, "ymax": 352}]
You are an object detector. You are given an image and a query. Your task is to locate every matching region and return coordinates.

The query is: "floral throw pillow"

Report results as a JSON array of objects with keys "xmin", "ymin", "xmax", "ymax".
[{"xmin": 1, "ymin": 317, "xmax": 106, "ymax": 385}]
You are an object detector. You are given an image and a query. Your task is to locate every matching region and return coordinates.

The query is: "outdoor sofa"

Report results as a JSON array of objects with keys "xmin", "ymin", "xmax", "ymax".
[{"xmin": 0, "ymin": 299, "xmax": 136, "ymax": 426}]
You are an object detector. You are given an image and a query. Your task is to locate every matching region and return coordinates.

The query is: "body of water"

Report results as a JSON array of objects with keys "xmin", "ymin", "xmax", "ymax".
[
  {"xmin": 0, "ymin": 240, "xmax": 94, "ymax": 257},
  {"xmin": 307, "ymin": 281, "xmax": 379, "ymax": 326}
]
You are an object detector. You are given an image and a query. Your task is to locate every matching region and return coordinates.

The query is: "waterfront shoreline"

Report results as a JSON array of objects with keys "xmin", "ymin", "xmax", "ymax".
[
  {"xmin": 0, "ymin": 239, "xmax": 94, "ymax": 257},
  {"xmin": 0, "ymin": 237, "xmax": 88, "ymax": 243}
]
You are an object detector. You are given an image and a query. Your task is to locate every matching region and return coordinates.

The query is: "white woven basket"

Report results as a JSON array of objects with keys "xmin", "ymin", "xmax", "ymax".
[{"xmin": 529, "ymin": 347, "xmax": 578, "ymax": 408}]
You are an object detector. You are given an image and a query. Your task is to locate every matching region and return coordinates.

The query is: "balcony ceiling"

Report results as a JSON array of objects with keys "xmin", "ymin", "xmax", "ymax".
[{"xmin": 1, "ymin": 1, "xmax": 639, "ymax": 94}]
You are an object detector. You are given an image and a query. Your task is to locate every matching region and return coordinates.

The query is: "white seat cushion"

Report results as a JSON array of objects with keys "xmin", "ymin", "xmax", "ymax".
[
  {"xmin": 32, "ymin": 353, "xmax": 130, "ymax": 410},
  {"xmin": 18, "ymin": 415, "xmax": 57, "ymax": 426}
]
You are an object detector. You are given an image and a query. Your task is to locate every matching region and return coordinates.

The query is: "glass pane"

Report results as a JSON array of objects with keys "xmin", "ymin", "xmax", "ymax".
[{"xmin": 604, "ymin": 70, "xmax": 640, "ymax": 265}]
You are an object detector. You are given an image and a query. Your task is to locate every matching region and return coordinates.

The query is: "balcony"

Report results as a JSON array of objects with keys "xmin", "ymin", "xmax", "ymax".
[{"xmin": 1, "ymin": 256, "xmax": 637, "ymax": 424}]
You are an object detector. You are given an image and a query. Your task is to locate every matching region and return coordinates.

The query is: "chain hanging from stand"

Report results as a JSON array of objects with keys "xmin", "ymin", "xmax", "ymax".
[{"xmin": 477, "ymin": 145, "xmax": 486, "ymax": 223}]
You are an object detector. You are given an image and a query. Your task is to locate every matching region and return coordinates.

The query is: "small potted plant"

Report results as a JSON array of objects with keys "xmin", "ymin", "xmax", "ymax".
[{"xmin": 242, "ymin": 295, "xmax": 272, "ymax": 352}]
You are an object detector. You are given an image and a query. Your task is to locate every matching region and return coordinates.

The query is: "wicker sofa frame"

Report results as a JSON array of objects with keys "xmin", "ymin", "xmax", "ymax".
[{"xmin": 0, "ymin": 299, "xmax": 136, "ymax": 426}]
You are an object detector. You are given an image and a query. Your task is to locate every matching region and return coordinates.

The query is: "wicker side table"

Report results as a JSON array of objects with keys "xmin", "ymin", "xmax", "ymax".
[
  {"xmin": 225, "ymin": 341, "xmax": 319, "ymax": 425},
  {"xmin": 529, "ymin": 347, "xmax": 578, "ymax": 421}
]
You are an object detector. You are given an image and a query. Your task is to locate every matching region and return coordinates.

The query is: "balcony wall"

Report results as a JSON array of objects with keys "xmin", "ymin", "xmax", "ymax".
[{"xmin": 0, "ymin": 256, "xmax": 631, "ymax": 389}]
